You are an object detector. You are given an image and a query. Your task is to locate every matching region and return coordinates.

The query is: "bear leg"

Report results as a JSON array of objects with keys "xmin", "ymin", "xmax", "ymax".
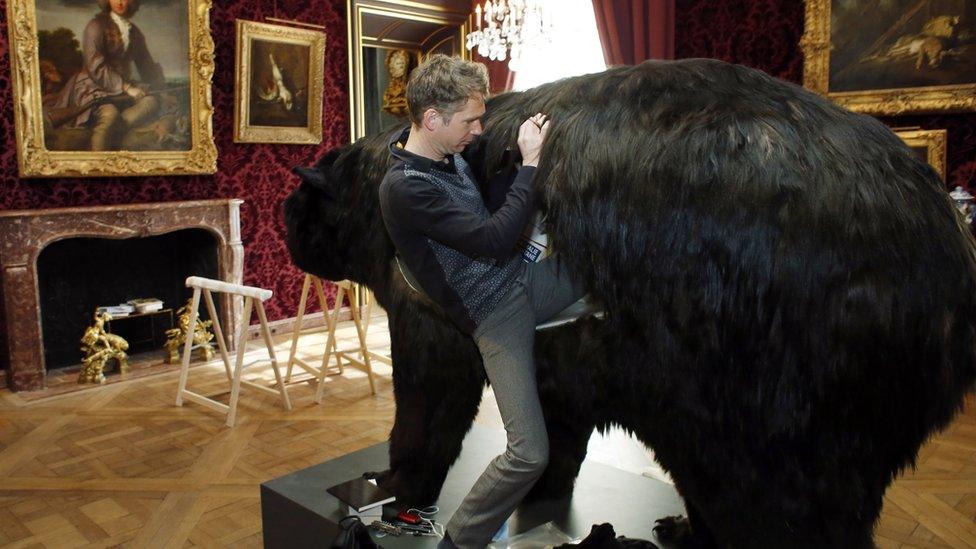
[
  {"xmin": 383, "ymin": 370, "xmax": 485, "ymax": 506},
  {"xmin": 525, "ymin": 414, "xmax": 593, "ymax": 501},
  {"xmin": 653, "ymin": 502, "xmax": 716, "ymax": 549}
]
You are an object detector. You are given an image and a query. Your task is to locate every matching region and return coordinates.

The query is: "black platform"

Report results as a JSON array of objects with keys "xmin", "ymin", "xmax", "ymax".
[{"xmin": 261, "ymin": 425, "xmax": 685, "ymax": 548}]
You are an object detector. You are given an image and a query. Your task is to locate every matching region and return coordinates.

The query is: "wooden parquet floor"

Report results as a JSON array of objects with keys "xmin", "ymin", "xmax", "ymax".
[
  {"xmin": 0, "ymin": 315, "xmax": 396, "ymax": 548},
  {"xmin": 0, "ymin": 311, "xmax": 974, "ymax": 547},
  {"xmin": 876, "ymin": 392, "xmax": 976, "ymax": 548}
]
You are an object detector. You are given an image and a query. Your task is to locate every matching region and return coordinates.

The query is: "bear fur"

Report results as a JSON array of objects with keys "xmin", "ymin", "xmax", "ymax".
[{"xmin": 284, "ymin": 58, "xmax": 976, "ymax": 548}]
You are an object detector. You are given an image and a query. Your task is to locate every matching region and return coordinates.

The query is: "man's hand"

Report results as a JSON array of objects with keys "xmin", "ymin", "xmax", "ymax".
[
  {"xmin": 517, "ymin": 113, "xmax": 550, "ymax": 167},
  {"xmin": 124, "ymin": 84, "xmax": 147, "ymax": 100}
]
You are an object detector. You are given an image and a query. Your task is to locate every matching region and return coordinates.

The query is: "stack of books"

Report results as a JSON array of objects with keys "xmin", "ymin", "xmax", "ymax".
[
  {"xmin": 128, "ymin": 298, "xmax": 164, "ymax": 313},
  {"xmin": 326, "ymin": 476, "xmax": 395, "ymax": 520},
  {"xmin": 96, "ymin": 304, "xmax": 135, "ymax": 317}
]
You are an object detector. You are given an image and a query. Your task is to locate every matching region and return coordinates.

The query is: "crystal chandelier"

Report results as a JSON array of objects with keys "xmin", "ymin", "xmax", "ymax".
[{"xmin": 466, "ymin": 0, "xmax": 552, "ymax": 70}]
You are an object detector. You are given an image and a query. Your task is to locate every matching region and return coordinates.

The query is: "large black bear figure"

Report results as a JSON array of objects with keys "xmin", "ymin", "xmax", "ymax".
[{"xmin": 284, "ymin": 59, "xmax": 976, "ymax": 548}]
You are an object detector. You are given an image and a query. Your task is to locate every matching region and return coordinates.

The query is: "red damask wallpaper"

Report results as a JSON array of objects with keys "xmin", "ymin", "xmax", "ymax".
[
  {"xmin": 675, "ymin": 0, "xmax": 976, "ymax": 194},
  {"xmin": 3, "ymin": 0, "xmax": 974, "ymax": 381},
  {"xmin": 0, "ymin": 0, "xmax": 349, "ymax": 344}
]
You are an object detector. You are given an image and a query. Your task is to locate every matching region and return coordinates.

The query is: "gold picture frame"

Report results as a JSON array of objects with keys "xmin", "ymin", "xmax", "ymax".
[
  {"xmin": 233, "ymin": 20, "xmax": 325, "ymax": 145},
  {"xmin": 801, "ymin": 0, "xmax": 976, "ymax": 115},
  {"xmin": 6, "ymin": 0, "xmax": 218, "ymax": 178},
  {"xmin": 894, "ymin": 128, "xmax": 948, "ymax": 181}
]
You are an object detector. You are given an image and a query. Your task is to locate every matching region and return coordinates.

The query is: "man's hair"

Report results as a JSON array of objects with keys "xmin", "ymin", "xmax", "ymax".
[
  {"xmin": 406, "ymin": 54, "xmax": 489, "ymax": 125},
  {"xmin": 97, "ymin": 0, "xmax": 141, "ymax": 16}
]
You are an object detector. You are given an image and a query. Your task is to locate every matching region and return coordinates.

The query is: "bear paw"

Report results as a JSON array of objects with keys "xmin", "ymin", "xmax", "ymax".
[
  {"xmin": 653, "ymin": 515, "xmax": 714, "ymax": 548},
  {"xmin": 653, "ymin": 515, "xmax": 690, "ymax": 541}
]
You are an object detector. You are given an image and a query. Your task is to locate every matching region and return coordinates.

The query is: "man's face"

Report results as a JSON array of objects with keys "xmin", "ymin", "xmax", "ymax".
[
  {"xmin": 432, "ymin": 97, "xmax": 485, "ymax": 155},
  {"xmin": 110, "ymin": 0, "xmax": 130, "ymax": 16},
  {"xmin": 389, "ymin": 52, "xmax": 408, "ymax": 78}
]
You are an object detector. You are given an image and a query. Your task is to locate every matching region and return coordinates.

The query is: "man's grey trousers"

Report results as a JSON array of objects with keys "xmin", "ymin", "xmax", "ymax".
[{"xmin": 445, "ymin": 258, "xmax": 585, "ymax": 549}]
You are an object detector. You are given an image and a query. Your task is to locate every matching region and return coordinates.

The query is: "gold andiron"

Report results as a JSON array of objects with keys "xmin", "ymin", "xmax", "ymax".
[
  {"xmin": 79, "ymin": 312, "xmax": 130, "ymax": 383},
  {"xmin": 165, "ymin": 298, "xmax": 216, "ymax": 363}
]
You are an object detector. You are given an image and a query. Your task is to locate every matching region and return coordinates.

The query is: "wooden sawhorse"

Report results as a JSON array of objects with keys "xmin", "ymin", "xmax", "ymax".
[
  {"xmin": 176, "ymin": 276, "xmax": 292, "ymax": 426},
  {"xmin": 285, "ymin": 274, "xmax": 391, "ymax": 403}
]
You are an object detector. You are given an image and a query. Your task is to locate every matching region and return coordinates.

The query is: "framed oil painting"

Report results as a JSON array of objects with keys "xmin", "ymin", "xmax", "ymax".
[
  {"xmin": 233, "ymin": 20, "xmax": 325, "ymax": 144},
  {"xmin": 6, "ymin": 0, "xmax": 217, "ymax": 177},
  {"xmin": 802, "ymin": 0, "xmax": 976, "ymax": 115},
  {"xmin": 894, "ymin": 127, "xmax": 947, "ymax": 181}
]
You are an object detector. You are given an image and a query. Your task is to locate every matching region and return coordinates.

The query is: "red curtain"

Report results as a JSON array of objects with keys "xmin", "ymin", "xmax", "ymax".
[
  {"xmin": 469, "ymin": 1, "xmax": 516, "ymax": 93},
  {"xmin": 476, "ymin": 53, "xmax": 516, "ymax": 94},
  {"xmin": 592, "ymin": 0, "xmax": 675, "ymax": 66}
]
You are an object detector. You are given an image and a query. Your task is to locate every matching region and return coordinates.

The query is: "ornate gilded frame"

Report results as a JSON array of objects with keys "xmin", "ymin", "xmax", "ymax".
[
  {"xmin": 801, "ymin": 0, "xmax": 976, "ymax": 115},
  {"xmin": 233, "ymin": 20, "xmax": 326, "ymax": 145},
  {"xmin": 347, "ymin": 0, "xmax": 470, "ymax": 141},
  {"xmin": 894, "ymin": 128, "xmax": 948, "ymax": 181},
  {"xmin": 6, "ymin": 0, "xmax": 218, "ymax": 177}
]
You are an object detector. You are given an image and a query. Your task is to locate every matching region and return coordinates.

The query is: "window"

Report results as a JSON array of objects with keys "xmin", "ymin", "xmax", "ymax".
[{"xmin": 512, "ymin": 0, "xmax": 607, "ymax": 91}]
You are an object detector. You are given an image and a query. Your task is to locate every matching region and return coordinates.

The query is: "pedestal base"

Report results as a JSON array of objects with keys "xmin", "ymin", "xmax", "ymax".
[{"xmin": 260, "ymin": 426, "xmax": 685, "ymax": 548}]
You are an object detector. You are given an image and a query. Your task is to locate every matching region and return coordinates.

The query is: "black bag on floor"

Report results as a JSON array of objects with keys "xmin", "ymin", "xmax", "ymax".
[{"xmin": 332, "ymin": 516, "xmax": 380, "ymax": 549}]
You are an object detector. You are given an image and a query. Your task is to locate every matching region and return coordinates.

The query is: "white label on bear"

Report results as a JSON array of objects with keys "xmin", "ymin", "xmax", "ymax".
[{"xmin": 518, "ymin": 212, "xmax": 549, "ymax": 263}]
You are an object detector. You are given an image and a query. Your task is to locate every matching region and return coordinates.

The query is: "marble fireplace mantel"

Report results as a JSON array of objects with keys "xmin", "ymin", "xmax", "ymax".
[{"xmin": 0, "ymin": 199, "xmax": 244, "ymax": 391}]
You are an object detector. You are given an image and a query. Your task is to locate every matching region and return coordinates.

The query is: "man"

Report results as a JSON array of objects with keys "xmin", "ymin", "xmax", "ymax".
[
  {"xmin": 379, "ymin": 54, "xmax": 584, "ymax": 549},
  {"xmin": 52, "ymin": 0, "xmax": 165, "ymax": 150}
]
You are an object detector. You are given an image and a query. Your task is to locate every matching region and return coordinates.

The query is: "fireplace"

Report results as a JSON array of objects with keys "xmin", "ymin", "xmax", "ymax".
[
  {"xmin": 0, "ymin": 200, "xmax": 243, "ymax": 391},
  {"xmin": 38, "ymin": 229, "xmax": 220, "ymax": 370}
]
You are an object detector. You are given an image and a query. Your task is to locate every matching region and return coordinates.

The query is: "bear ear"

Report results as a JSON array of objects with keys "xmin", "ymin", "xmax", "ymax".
[
  {"xmin": 292, "ymin": 165, "xmax": 325, "ymax": 185},
  {"xmin": 316, "ymin": 148, "xmax": 344, "ymax": 169},
  {"xmin": 292, "ymin": 166, "xmax": 336, "ymax": 199}
]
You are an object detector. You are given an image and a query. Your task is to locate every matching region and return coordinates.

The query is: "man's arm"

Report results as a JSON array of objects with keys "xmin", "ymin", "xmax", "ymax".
[
  {"xmin": 82, "ymin": 19, "xmax": 125, "ymax": 94},
  {"xmin": 384, "ymin": 113, "xmax": 550, "ymax": 260},
  {"xmin": 387, "ymin": 166, "xmax": 536, "ymax": 261}
]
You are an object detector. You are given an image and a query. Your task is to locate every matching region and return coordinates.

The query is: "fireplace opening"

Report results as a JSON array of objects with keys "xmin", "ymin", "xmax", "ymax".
[{"xmin": 37, "ymin": 229, "xmax": 219, "ymax": 371}]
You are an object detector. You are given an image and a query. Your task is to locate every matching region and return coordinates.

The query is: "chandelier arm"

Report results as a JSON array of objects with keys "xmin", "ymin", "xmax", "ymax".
[{"xmin": 465, "ymin": 0, "xmax": 551, "ymax": 69}]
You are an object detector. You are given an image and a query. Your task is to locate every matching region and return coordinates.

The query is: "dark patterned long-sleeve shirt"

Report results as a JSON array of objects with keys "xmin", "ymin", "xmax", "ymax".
[{"xmin": 379, "ymin": 128, "xmax": 535, "ymax": 334}]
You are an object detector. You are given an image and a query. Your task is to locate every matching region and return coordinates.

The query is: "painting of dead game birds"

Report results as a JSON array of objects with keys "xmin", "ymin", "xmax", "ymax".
[
  {"xmin": 247, "ymin": 40, "xmax": 310, "ymax": 128},
  {"xmin": 802, "ymin": 0, "xmax": 976, "ymax": 115},
  {"xmin": 234, "ymin": 20, "xmax": 325, "ymax": 144}
]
